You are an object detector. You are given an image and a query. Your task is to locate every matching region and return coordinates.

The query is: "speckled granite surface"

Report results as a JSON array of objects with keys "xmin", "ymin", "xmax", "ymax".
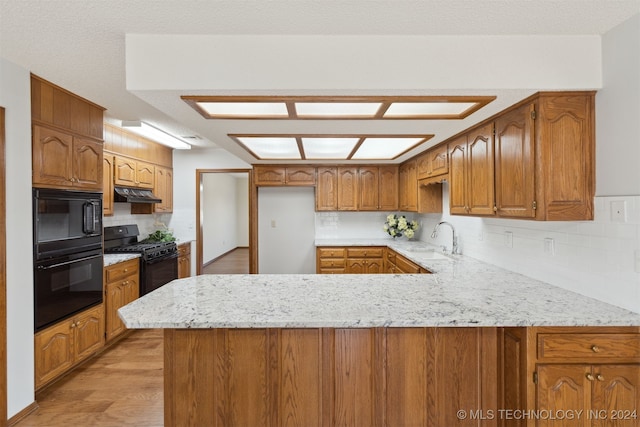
[
  {"xmin": 119, "ymin": 239, "xmax": 640, "ymax": 329},
  {"xmin": 104, "ymin": 253, "xmax": 140, "ymax": 267}
]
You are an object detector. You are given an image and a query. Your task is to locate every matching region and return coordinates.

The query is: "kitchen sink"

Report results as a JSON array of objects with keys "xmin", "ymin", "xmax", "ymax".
[{"xmin": 403, "ymin": 248, "xmax": 454, "ymax": 260}]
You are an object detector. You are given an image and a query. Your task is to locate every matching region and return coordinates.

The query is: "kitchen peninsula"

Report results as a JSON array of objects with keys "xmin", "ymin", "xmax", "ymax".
[{"xmin": 119, "ymin": 245, "xmax": 640, "ymax": 427}]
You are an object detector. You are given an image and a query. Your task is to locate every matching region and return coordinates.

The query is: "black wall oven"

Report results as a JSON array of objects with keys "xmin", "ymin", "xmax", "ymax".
[{"xmin": 33, "ymin": 189, "xmax": 104, "ymax": 332}]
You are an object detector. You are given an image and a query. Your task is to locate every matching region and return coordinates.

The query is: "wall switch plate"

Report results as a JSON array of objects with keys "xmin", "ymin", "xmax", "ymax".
[
  {"xmin": 504, "ymin": 231, "xmax": 513, "ymax": 248},
  {"xmin": 271, "ymin": 219, "xmax": 276, "ymax": 228},
  {"xmin": 544, "ymin": 238, "xmax": 555, "ymax": 255},
  {"xmin": 610, "ymin": 200, "xmax": 627, "ymax": 222}
]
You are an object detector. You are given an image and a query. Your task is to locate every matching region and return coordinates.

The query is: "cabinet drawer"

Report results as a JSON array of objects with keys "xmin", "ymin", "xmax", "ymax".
[
  {"xmin": 318, "ymin": 248, "xmax": 346, "ymax": 258},
  {"xmin": 320, "ymin": 259, "xmax": 346, "ymax": 269},
  {"xmin": 395, "ymin": 255, "xmax": 421, "ymax": 274},
  {"xmin": 346, "ymin": 247, "xmax": 384, "ymax": 258},
  {"xmin": 319, "ymin": 268, "xmax": 346, "ymax": 274},
  {"xmin": 105, "ymin": 259, "xmax": 139, "ymax": 282},
  {"xmin": 538, "ymin": 333, "xmax": 640, "ymax": 360},
  {"xmin": 178, "ymin": 243, "xmax": 191, "ymax": 256}
]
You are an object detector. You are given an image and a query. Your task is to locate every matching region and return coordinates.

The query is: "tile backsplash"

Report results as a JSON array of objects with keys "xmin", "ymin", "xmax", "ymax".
[
  {"xmin": 316, "ymin": 188, "xmax": 640, "ymax": 313},
  {"xmin": 103, "ymin": 203, "xmax": 173, "ymax": 240}
]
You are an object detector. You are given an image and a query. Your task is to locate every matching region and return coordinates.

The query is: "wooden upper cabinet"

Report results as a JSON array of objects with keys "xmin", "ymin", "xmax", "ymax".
[
  {"xmin": 31, "ymin": 74, "xmax": 104, "ymax": 140},
  {"xmin": 417, "ymin": 145, "xmax": 449, "ymax": 180},
  {"xmin": 447, "ymin": 124, "xmax": 495, "ymax": 216},
  {"xmin": 537, "ymin": 93, "xmax": 594, "ymax": 220},
  {"xmin": 448, "ymin": 136, "xmax": 468, "ymax": 215},
  {"xmin": 154, "ymin": 167, "xmax": 173, "ymax": 213},
  {"xmin": 337, "ymin": 167, "xmax": 358, "ymax": 211},
  {"xmin": 316, "ymin": 167, "xmax": 338, "ymax": 211},
  {"xmin": 399, "ymin": 160, "xmax": 417, "ymax": 212},
  {"xmin": 378, "ymin": 166, "xmax": 399, "ymax": 211},
  {"xmin": 32, "ymin": 125, "xmax": 103, "ymax": 190},
  {"xmin": 253, "ymin": 165, "xmax": 316, "ymax": 186},
  {"xmin": 466, "ymin": 123, "xmax": 495, "ymax": 216},
  {"xmin": 103, "ymin": 155, "xmax": 114, "ymax": 216},
  {"xmin": 358, "ymin": 166, "xmax": 399, "ymax": 211},
  {"xmin": 495, "ymin": 102, "xmax": 536, "ymax": 218},
  {"xmin": 114, "ymin": 155, "xmax": 154, "ymax": 189}
]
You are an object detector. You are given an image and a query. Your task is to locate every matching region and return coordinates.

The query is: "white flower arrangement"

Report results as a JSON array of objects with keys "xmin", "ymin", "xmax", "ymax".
[{"xmin": 383, "ymin": 214, "xmax": 419, "ymax": 239}]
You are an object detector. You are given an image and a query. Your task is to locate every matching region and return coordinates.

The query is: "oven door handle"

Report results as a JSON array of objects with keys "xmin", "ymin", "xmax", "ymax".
[{"xmin": 37, "ymin": 254, "xmax": 102, "ymax": 270}]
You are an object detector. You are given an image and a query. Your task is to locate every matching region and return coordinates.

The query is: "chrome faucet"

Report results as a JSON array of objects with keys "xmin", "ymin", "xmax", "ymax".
[{"xmin": 431, "ymin": 221, "xmax": 460, "ymax": 255}]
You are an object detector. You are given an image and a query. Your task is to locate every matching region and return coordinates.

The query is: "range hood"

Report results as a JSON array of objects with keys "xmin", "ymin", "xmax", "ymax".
[{"xmin": 114, "ymin": 186, "xmax": 162, "ymax": 204}]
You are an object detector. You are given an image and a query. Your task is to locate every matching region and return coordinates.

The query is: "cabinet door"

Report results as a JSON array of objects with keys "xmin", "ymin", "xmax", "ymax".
[
  {"xmin": 337, "ymin": 167, "xmax": 358, "ymax": 211},
  {"xmin": 72, "ymin": 137, "xmax": 103, "ymax": 190},
  {"xmin": 538, "ymin": 94, "xmax": 595, "ymax": 220},
  {"xmin": 74, "ymin": 305, "xmax": 104, "ymax": 361},
  {"xmin": 285, "ymin": 167, "xmax": 316, "ymax": 185},
  {"xmin": 592, "ymin": 365, "xmax": 640, "ymax": 424},
  {"xmin": 178, "ymin": 243, "xmax": 191, "ymax": 278},
  {"xmin": 114, "ymin": 156, "xmax": 137, "ymax": 186},
  {"xmin": 155, "ymin": 167, "xmax": 173, "ymax": 212},
  {"xmin": 253, "ymin": 166, "xmax": 286, "ymax": 186},
  {"xmin": 495, "ymin": 103, "xmax": 536, "ymax": 218},
  {"xmin": 136, "ymin": 161, "xmax": 155, "ymax": 188},
  {"xmin": 32, "ymin": 125, "xmax": 74, "ymax": 187},
  {"xmin": 364, "ymin": 258, "xmax": 383, "ymax": 273},
  {"xmin": 429, "ymin": 145, "xmax": 449, "ymax": 176},
  {"xmin": 399, "ymin": 161, "xmax": 417, "ymax": 211},
  {"xmin": 417, "ymin": 152, "xmax": 430, "ymax": 179},
  {"xmin": 358, "ymin": 166, "xmax": 379, "ymax": 211},
  {"xmin": 103, "ymin": 155, "xmax": 114, "ymax": 216},
  {"xmin": 448, "ymin": 137, "xmax": 468, "ymax": 215},
  {"xmin": 379, "ymin": 166, "xmax": 399, "ymax": 211},
  {"xmin": 467, "ymin": 124, "xmax": 495, "ymax": 215},
  {"xmin": 105, "ymin": 281, "xmax": 127, "ymax": 341},
  {"xmin": 316, "ymin": 167, "xmax": 338, "ymax": 211},
  {"xmin": 34, "ymin": 320, "xmax": 74, "ymax": 389},
  {"xmin": 537, "ymin": 364, "xmax": 591, "ymax": 427}
]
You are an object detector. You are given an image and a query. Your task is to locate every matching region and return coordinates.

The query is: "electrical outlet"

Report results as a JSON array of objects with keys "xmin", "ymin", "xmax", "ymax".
[
  {"xmin": 504, "ymin": 231, "xmax": 513, "ymax": 248},
  {"xmin": 610, "ymin": 200, "xmax": 627, "ymax": 222},
  {"xmin": 544, "ymin": 238, "xmax": 555, "ymax": 255},
  {"xmin": 635, "ymin": 250, "xmax": 640, "ymax": 274}
]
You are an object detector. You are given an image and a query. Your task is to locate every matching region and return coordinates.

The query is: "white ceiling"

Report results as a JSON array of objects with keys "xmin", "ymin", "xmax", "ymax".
[{"xmin": 1, "ymin": 0, "xmax": 639, "ymax": 164}]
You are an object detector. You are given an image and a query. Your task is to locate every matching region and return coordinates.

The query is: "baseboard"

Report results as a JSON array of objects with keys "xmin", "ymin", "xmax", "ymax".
[
  {"xmin": 203, "ymin": 246, "xmax": 247, "ymax": 268},
  {"xmin": 7, "ymin": 401, "xmax": 38, "ymax": 427}
]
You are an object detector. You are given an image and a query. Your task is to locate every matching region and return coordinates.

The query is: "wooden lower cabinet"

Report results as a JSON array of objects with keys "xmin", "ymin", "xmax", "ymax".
[
  {"xmin": 104, "ymin": 259, "xmax": 139, "ymax": 342},
  {"xmin": 317, "ymin": 246, "xmax": 430, "ymax": 274},
  {"xmin": 164, "ymin": 327, "xmax": 498, "ymax": 427},
  {"xmin": 346, "ymin": 247, "xmax": 384, "ymax": 273},
  {"xmin": 177, "ymin": 242, "xmax": 191, "ymax": 278},
  {"xmin": 500, "ymin": 326, "xmax": 640, "ymax": 427},
  {"xmin": 34, "ymin": 304, "xmax": 104, "ymax": 390}
]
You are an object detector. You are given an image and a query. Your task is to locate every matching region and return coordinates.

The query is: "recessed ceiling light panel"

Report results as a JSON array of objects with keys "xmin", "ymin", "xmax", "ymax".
[
  {"xmin": 351, "ymin": 137, "xmax": 426, "ymax": 160},
  {"xmin": 383, "ymin": 102, "xmax": 477, "ymax": 117},
  {"xmin": 198, "ymin": 102, "xmax": 288, "ymax": 118},
  {"xmin": 295, "ymin": 103, "xmax": 382, "ymax": 117},
  {"xmin": 236, "ymin": 136, "xmax": 300, "ymax": 159},
  {"xmin": 302, "ymin": 137, "xmax": 360, "ymax": 159}
]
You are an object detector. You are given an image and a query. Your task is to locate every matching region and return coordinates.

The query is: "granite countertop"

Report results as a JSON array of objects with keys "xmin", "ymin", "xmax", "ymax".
[
  {"xmin": 104, "ymin": 253, "xmax": 141, "ymax": 267},
  {"xmin": 119, "ymin": 239, "xmax": 640, "ymax": 329}
]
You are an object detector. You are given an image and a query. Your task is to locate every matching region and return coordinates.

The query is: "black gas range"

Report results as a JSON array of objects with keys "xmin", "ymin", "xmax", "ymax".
[{"xmin": 104, "ymin": 224, "xmax": 178, "ymax": 295}]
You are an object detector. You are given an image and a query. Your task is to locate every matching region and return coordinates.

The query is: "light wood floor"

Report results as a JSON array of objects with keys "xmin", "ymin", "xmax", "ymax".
[
  {"xmin": 202, "ymin": 247, "xmax": 249, "ymax": 274},
  {"xmin": 16, "ymin": 329, "xmax": 164, "ymax": 427},
  {"xmin": 16, "ymin": 250, "xmax": 251, "ymax": 427}
]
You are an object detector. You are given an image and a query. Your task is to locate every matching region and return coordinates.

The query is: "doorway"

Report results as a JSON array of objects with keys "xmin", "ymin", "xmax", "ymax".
[{"xmin": 195, "ymin": 169, "xmax": 252, "ymax": 275}]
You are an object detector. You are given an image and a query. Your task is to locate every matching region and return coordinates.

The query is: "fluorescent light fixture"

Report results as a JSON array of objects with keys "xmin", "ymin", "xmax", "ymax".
[
  {"xmin": 121, "ymin": 120, "xmax": 191, "ymax": 150},
  {"xmin": 236, "ymin": 136, "xmax": 300, "ymax": 159},
  {"xmin": 383, "ymin": 102, "xmax": 477, "ymax": 117},
  {"xmin": 295, "ymin": 103, "xmax": 382, "ymax": 117},
  {"xmin": 302, "ymin": 137, "xmax": 360, "ymax": 159},
  {"xmin": 197, "ymin": 102, "xmax": 288, "ymax": 118},
  {"xmin": 351, "ymin": 137, "xmax": 424, "ymax": 159}
]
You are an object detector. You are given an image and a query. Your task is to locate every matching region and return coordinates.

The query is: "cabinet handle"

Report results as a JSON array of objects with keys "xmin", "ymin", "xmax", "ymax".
[
  {"xmin": 124, "ymin": 269, "xmax": 128, "ymax": 273},
  {"xmin": 70, "ymin": 322, "xmax": 76, "ymax": 328},
  {"xmin": 69, "ymin": 177, "xmax": 75, "ymax": 183},
  {"xmin": 591, "ymin": 345, "xmax": 600, "ymax": 353},
  {"xmin": 596, "ymin": 374, "xmax": 605, "ymax": 381},
  {"xmin": 586, "ymin": 373, "xmax": 595, "ymax": 381}
]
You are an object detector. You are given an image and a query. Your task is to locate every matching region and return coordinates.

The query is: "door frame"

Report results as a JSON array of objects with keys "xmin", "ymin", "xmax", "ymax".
[
  {"xmin": 1, "ymin": 107, "xmax": 7, "ymax": 426},
  {"xmin": 195, "ymin": 169, "xmax": 256, "ymax": 275}
]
